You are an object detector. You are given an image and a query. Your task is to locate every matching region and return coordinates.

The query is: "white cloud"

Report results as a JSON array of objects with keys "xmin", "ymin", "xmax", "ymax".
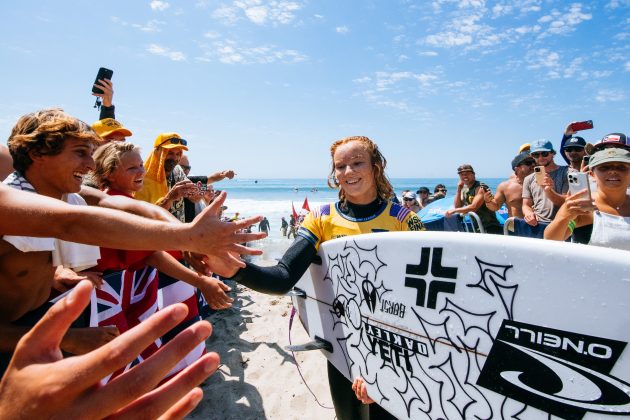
[
  {"xmin": 147, "ymin": 44, "xmax": 186, "ymax": 61},
  {"xmin": 398, "ymin": 54, "xmax": 409, "ymax": 62},
  {"xmin": 150, "ymin": 0, "xmax": 170, "ymax": 11},
  {"xmin": 196, "ymin": 38, "xmax": 307, "ymax": 64},
  {"xmin": 314, "ymin": 14, "xmax": 324, "ymax": 19},
  {"xmin": 606, "ymin": 0, "xmax": 630, "ymax": 9},
  {"xmin": 538, "ymin": 3, "xmax": 591, "ymax": 38},
  {"xmin": 625, "ymin": 61, "xmax": 630, "ymax": 71},
  {"xmin": 212, "ymin": 5, "xmax": 240, "ymax": 25},
  {"xmin": 353, "ymin": 76, "xmax": 372, "ymax": 84},
  {"xmin": 595, "ymin": 89, "xmax": 625, "ymax": 102},
  {"xmin": 336, "ymin": 25, "xmax": 349, "ymax": 34},
  {"xmin": 419, "ymin": 51, "xmax": 439, "ymax": 56},
  {"xmin": 214, "ymin": 1, "xmax": 303, "ymax": 26},
  {"xmin": 132, "ymin": 19, "xmax": 165, "ymax": 32}
]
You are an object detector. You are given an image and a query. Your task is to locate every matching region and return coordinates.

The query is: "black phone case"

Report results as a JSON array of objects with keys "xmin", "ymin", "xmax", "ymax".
[{"xmin": 92, "ymin": 67, "xmax": 113, "ymax": 94}]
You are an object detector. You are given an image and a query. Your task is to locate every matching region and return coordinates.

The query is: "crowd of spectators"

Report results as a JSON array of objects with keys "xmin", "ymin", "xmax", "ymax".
[{"xmin": 398, "ymin": 122, "xmax": 630, "ymax": 246}]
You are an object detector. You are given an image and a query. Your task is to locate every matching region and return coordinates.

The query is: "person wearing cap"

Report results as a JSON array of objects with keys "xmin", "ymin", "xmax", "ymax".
[
  {"xmin": 558, "ymin": 121, "xmax": 589, "ymax": 170},
  {"xmin": 561, "ymin": 136, "xmax": 587, "ymax": 172},
  {"xmin": 402, "ymin": 191, "xmax": 421, "ymax": 213},
  {"xmin": 484, "ymin": 152, "xmax": 535, "ymax": 219},
  {"xmin": 134, "ymin": 133, "xmax": 198, "ymax": 223},
  {"xmin": 444, "ymin": 164, "xmax": 502, "ymax": 234},
  {"xmin": 416, "ymin": 186, "xmax": 431, "ymax": 208},
  {"xmin": 584, "ymin": 133, "xmax": 630, "ymax": 157},
  {"xmin": 544, "ymin": 148, "xmax": 630, "ymax": 250},
  {"xmin": 91, "ymin": 118, "xmax": 133, "ymax": 143},
  {"xmin": 522, "ymin": 139, "xmax": 569, "ymax": 227}
]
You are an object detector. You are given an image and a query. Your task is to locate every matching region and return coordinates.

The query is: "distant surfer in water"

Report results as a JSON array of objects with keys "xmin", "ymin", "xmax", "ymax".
[{"xmin": 225, "ymin": 136, "xmax": 424, "ymax": 420}]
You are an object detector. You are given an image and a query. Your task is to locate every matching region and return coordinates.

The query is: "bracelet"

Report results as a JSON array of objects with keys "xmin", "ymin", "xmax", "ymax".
[{"xmin": 567, "ymin": 219, "xmax": 576, "ymax": 234}]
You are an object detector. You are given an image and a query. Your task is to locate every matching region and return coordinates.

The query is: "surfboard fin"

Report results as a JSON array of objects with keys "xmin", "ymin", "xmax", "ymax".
[
  {"xmin": 286, "ymin": 336, "xmax": 333, "ymax": 353},
  {"xmin": 286, "ymin": 287, "xmax": 306, "ymax": 298}
]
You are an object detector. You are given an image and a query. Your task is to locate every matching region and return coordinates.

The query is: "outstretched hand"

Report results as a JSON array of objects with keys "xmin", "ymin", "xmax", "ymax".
[
  {"xmin": 0, "ymin": 280, "xmax": 219, "ymax": 419},
  {"xmin": 188, "ymin": 191, "xmax": 266, "ymax": 276}
]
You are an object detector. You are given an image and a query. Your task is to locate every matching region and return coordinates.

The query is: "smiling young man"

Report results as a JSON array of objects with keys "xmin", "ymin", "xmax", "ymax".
[
  {"xmin": 0, "ymin": 109, "xmax": 118, "ymax": 373},
  {"xmin": 522, "ymin": 139, "xmax": 569, "ymax": 228}
]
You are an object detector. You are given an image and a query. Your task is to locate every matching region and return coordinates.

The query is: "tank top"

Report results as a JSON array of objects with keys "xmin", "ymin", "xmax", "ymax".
[{"xmin": 588, "ymin": 211, "xmax": 630, "ymax": 251}]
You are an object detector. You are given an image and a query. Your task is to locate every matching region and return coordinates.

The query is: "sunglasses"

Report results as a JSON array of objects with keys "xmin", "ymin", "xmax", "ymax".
[
  {"xmin": 156, "ymin": 137, "xmax": 188, "ymax": 148},
  {"xmin": 564, "ymin": 147, "xmax": 584, "ymax": 153},
  {"xmin": 437, "ymin": 188, "xmax": 447, "ymax": 192},
  {"xmin": 403, "ymin": 197, "xmax": 415, "ymax": 201},
  {"xmin": 531, "ymin": 151, "xmax": 550, "ymax": 158},
  {"xmin": 519, "ymin": 160, "xmax": 536, "ymax": 166}
]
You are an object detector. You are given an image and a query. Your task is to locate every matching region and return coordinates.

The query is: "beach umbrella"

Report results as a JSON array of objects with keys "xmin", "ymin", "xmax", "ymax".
[{"xmin": 302, "ymin": 197, "xmax": 310, "ymax": 212}]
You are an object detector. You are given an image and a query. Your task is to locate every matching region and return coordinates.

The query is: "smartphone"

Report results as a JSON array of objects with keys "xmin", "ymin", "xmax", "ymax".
[
  {"xmin": 582, "ymin": 155, "xmax": 590, "ymax": 166},
  {"xmin": 568, "ymin": 172, "xmax": 592, "ymax": 200},
  {"xmin": 92, "ymin": 67, "xmax": 113, "ymax": 94},
  {"xmin": 479, "ymin": 182, "xmax": 490, "ymax": 192},
  {"xmin": 534, "ymin": 166, "xmax": 546, "ymax": 186},
  {"xmin": 569, "ymin": 120, "xmax": 593, "ymax": 132}
]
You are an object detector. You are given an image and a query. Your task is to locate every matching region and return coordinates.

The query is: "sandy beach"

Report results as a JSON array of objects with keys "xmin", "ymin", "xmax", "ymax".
[{"xmin": 190, "ymin": 241, "xmax": 336, "ymax": 420}]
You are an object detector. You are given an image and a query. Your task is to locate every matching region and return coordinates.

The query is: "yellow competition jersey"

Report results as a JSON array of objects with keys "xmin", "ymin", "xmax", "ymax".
[{"xmin": 297, "ymin": 200, "xmax": 424, "ymax": 250}]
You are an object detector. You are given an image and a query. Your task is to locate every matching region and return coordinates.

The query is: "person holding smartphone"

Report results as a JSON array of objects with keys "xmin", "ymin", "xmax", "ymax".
[
  {"xmin": 521, "ymin": 139, "xmax": 569, "ymax": 229},
  {"xmin": 544, "ymin": 148, "xmax": 630, "ymax": 250}
]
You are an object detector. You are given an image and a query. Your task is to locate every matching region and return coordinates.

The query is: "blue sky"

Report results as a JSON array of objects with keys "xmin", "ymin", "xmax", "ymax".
[{"xmin": 1, "ymin": 0, "xmax": 629, "ymax": 178}]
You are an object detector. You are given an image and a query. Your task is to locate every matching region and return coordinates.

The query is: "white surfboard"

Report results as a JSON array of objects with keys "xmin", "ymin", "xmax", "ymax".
[{"xmin": 290, "ymin": 231, "xmax": 630, "ymax": 420}]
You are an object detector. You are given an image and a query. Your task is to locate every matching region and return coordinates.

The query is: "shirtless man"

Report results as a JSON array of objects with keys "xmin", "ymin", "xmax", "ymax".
[
  {"xmin": 484, "ymin": 152, "xmax": 535, "ymax": 218},
  {"xmin": 0, "ymin": 109, "xmax": 118, "ymax": 365}
]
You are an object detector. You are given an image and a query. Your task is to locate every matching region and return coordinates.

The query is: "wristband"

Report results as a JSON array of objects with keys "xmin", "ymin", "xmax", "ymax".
[{"xmin": 567, "ymin": 219, "xmax": 576, "ymax": 234}]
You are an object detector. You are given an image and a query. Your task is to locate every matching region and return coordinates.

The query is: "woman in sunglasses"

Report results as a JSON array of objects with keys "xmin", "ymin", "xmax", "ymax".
[
  {"xmin": 544, "ymin": 148, "xmax": 630, "ymax": 250},
  {"xmin": 223, "ymin": 136, "xmax": 424, "ymax": 420}
]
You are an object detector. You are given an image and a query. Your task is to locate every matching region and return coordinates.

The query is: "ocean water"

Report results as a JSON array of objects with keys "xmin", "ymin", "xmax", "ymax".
[{"xmin": 219, "ymin": 178, "xmax": 503, "ymax": 261}]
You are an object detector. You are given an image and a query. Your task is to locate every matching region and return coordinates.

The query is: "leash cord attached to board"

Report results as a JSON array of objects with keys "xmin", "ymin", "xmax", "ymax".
[{"xmin": 288, "ymin": 306, "xmax": 335, "ymax": 410}]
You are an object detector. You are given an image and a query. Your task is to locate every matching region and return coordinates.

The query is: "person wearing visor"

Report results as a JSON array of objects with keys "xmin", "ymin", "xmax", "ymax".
[
  {"xmin": 402, "ymin": 191, "xmax": 421, "ymax": 213},
  {"xmin": 135, "ymin": 133, "xmax": 197, "ymax": 222},
  {"xmin": 484, "ymin": 152, "xmax": 535, "ymax": 219},
  {"xmin": 522, "ymin": 139, "xmax": 569, "ymax": 227},
  {"xmin": 544, "ymin": 148, "xmax": 630, "ymax": 250}
]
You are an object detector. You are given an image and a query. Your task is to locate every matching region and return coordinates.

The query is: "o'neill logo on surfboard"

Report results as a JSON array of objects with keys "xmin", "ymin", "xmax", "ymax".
[{"xmin": 477, "ymin": 320, "xmax": 630, "ymax": 419}]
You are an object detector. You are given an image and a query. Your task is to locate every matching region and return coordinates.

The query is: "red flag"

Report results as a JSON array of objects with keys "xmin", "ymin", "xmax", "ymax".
[
  {"xmin": 302, "ymin": 196, "xmax": 310, "ymax": 212},
  {"xmin": 292, "ymin": 202, "xmax": 298, "ymax": 220}
]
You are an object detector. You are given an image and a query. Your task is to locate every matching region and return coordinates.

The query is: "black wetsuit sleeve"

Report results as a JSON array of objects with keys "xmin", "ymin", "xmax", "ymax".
[
  {"xmin": 99, "ymin": 105, "xmax": 115, "ymax": 120},
  {"xmin": 229, "ymin": 236, "xmax": 316, "ymax": 295}
]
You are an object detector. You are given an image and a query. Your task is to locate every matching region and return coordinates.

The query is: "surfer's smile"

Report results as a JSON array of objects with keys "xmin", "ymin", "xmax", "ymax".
[{"xmin": 333, "ymin": 141, "xmax": 377, "ymax": 204}]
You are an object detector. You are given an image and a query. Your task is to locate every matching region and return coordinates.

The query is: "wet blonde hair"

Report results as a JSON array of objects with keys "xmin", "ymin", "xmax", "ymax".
[
  {"xmin": 92, "ymin": 142, "xmax": 140, "ymax": 189},
  {"xmin": 327, "ymin": 136, "xmax": 394, "ymax": 204},
  {"xmin": 8, "ymin": 108, "xmax": 100, "ymax": 173}
]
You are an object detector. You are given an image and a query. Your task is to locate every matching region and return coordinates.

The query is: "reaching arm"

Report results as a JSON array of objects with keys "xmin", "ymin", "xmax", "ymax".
[
  {"xmin": 484, "ymin": 185, "xmax": 505, "ymax": 212},
  {"xmin": 80, "ymin": 185, "xmax": 177, "ymax": 223},
  {"xmin": 0, "ymin": 186, "xmax": 266, "ymax": 266},
  {"xmin": 229, "ymin": 237, "xmax": 316, "ymax": 295}
]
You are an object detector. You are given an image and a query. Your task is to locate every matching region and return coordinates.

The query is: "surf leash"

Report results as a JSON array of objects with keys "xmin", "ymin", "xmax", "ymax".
[{"xmin": 288, "ymin": 305, "xmax": 334, "ymax": 410}]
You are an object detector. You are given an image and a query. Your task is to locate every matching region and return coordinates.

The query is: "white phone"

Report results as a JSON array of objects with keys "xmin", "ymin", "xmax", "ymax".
[{"xmin": 568, "ymin": 172, "xmax": 592, "ymax": 200}]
